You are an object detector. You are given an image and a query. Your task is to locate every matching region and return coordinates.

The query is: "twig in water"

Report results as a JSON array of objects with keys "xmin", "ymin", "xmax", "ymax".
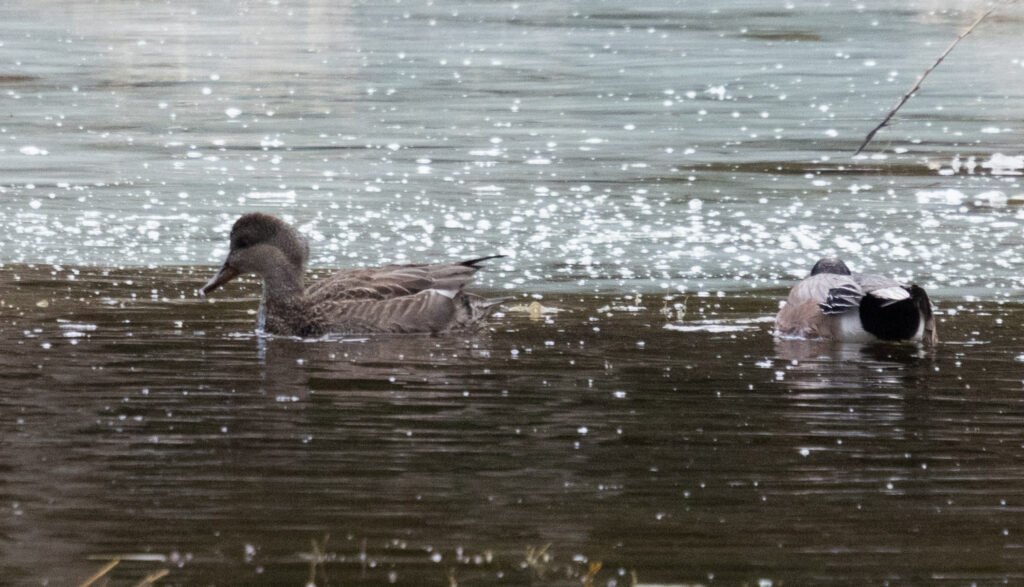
[
  {"xmin": 79, "ymin": 558, "xmax": 120, "ymax": 587},
  {"xmin": 854, "ymin": 3, "xmax": 1005, "ymax": 155},
  {"xmin": 306, "ymin": 534, "xmax": 331, "ymax": 587},
  {"xmin": 131, "ymin": 568, "xmax": 170, "ymax": 587},
  {"xmin": 524, "ymin": 543, "xmax": 552, "ymax": 579}
]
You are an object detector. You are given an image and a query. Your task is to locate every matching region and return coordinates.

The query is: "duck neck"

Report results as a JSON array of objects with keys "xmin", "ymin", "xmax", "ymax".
[{"xmin": 257, "ymin": 262, "xmax": 307, "ymax": 333}]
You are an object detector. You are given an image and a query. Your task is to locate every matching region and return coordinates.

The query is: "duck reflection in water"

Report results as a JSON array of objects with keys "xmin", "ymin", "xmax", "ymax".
[
  {"xmin": 249, "ymin": 331, "xmax": 497, "ymax": 394},
  {"xmin": 771, "ymin": 337, "xmax": 936, "ymax": 393}
]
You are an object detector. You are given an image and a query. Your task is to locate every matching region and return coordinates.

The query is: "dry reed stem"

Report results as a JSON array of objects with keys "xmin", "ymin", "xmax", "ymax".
[
  {"xmin": 854, "ymin": 3, "xmax": 1005, "ymax": 155},
  {"xmin": 583, "ymin": 561, "xmax": 603, "ymax": 587},
  {"xmin": 306, "ymin": 534, "xmax": 330, "ymax": 587},
  {"xmin": 79, "ymin": 558, "xmax": 120, "ymax": 587},
  {"xmin": 131, "ymin": 568, "xmax": 170, "ymax": 587}
]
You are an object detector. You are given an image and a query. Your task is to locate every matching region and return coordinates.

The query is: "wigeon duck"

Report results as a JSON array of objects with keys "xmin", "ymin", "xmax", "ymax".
[{"xmin": 774, "ymin": 257, "xmax": 937, "ymax": 344}]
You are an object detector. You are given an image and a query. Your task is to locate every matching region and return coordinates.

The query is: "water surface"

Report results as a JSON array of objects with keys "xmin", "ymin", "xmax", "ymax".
[
  {"xmin": 3, "ymin": 0, "xmax": 1024, "ymax": 584},
  {"xmin": 2, "ymin": 0, "xmax": 1023, "ymax": 294},
  {"xmin": 3, "ymin": 265, "xmax": 1024, "ymax": 584}
]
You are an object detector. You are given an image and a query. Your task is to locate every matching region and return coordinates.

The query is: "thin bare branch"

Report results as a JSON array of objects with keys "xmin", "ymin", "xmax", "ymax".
[
  {"xmin": 131, "ymin": 569, "xmax": 170, "ymax": 587},
  {"xmin": 79, "ymin": 558, "xmax": 121, "ymax": 587},
  {"xmin": 854, "ymin": 3, "xmax": 1003, "ymax": 155}
]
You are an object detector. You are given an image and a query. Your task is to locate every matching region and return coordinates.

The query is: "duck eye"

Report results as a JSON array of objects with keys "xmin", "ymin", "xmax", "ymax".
[{"xmin": 233, "ymin": 237, "xmax": 251, "ymax": 249}]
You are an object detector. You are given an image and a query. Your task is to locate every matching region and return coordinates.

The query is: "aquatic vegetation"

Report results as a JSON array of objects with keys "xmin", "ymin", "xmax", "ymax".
[
  {"xmin": 79, "ymin": 557, "xmax": 169, "ymax": 587},
  {"xmin": 524, "ymin": 543, "xmax": 553, "ymax": 579}
]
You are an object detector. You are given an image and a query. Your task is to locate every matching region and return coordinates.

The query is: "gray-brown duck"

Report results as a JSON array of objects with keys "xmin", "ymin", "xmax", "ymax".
[
  {"xmin": 774, "ymin": 257, "xmax": 937, "ymax": 344},
  {"xmin": 201, "ymin": 213, "xmax": 507, "ymax": 336}
]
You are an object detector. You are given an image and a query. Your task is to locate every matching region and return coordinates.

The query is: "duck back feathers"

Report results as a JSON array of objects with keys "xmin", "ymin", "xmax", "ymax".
[{"xmin": 304, "ymin": 256, "xmax": 503, "ymax": 304}]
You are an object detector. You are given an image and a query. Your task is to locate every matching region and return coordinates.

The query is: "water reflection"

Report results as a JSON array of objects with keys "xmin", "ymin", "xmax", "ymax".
[
  {"xmin": 253, "ymin": 332, "xmax": 498, "ymax": 393},
  {"xmin": 773, "ymin": 338, "xmax": 935, "ymax": 384}
]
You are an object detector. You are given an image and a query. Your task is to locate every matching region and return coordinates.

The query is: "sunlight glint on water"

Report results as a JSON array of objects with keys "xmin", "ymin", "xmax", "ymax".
[{"xmin": 1, "ymin": 0, "xmax": 1023, "ymax": 296}]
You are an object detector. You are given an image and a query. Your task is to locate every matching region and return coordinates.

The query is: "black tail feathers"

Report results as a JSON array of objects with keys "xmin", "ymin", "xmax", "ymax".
[{"xmin": 460, "ymin": 255, "xmax": 505, "ymax": 268}]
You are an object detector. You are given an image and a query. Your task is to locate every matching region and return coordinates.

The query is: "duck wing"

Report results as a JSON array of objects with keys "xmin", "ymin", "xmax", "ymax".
[
  {"xmin": 775, "ymin": 273, "xmax": 861, "ymax": 339},
  {"xmin": 853, "ymin": 273, "xmax": 911, "ymax": 307},
  {"xmin": 305, "ymin": 255, "xmax": 503, "ymax": 303},
  {"xmin": 305, "ymin": 288, "xmax": 502, "ymax": 335},
  {"xmin": 783, "ymin": 273, "xmax": 864, "ymax": 315}
]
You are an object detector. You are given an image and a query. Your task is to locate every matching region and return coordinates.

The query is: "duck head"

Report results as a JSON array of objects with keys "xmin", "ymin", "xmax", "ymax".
[
  {"xmin": 201, "ymin": 213, "xmax": 310, "ymax": 296},
  {"xmin": 809, "ymin": 257, "xmax": 851, "ymax": 276}
]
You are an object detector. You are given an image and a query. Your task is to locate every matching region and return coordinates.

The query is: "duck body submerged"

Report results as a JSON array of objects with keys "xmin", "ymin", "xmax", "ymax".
[
  {"xmin": 774, "ymin": 257, "xmax": 937, "ymax": 344},
  {"xmin": 201, "ymin": 213, "xmax": 507, "ymax": 336}
]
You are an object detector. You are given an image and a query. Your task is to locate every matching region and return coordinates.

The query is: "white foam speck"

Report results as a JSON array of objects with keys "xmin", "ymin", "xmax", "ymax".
[
  {"xmin": 982, "ymin": 153, "xmax": 1023, "ymax": 176},
  {"xmin": 242, "ymin": 190, "xmax": 296, "ymax": 204},
  {"xmin": 664, "ymin": 323, "xmax": 756, "ymax": 333},
  {"xmin": 916, "ymin": 189, "xmax": 965, "ymax": 205},
  {"xmin": 472, "ymin": 185, "xmax": 504, "ymax": 194},
  {"xmin": 974, "ymin": 191, "xmax": 1007, "ymax": 207}
]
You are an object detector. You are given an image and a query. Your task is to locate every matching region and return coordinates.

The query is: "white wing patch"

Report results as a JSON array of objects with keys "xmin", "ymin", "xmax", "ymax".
[
  {"xmin": 869, "ymin": 286, "xmax": 910, "ymax": 306},
  {"xmin": 426, "ymin": 288, "xmax": 459, "ymax": 299}
]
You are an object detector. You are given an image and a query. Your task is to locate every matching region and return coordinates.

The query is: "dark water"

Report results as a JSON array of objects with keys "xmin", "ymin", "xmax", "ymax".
[{"xmin": 3, "ymin": 265, "xmax": 1024, "ymax": 585}]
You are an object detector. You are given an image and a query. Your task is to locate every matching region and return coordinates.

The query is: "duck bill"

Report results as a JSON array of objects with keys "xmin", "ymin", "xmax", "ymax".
[{"xmin": 200, "ymin": 263, "xmax": 241, "ymax": 296}]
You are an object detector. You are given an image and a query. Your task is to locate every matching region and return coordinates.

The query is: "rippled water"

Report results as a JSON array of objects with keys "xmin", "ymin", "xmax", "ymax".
[
  {"xmin": 3, "ymin": 265, "xmax": 1024, "ymax": 584},
  {"xmin": 3, "ymin": 0, "xmax": 1024, "ymax": 584}
]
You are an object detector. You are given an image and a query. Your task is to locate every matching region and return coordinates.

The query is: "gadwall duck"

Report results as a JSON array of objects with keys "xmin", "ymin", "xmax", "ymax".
[
  {"xmin": 201, "ymin": 213, "xmax": 508, "ymax": 336},
  {"xmin": 774, "ymin": 257, "xmax": 937, "ymax": 344}
]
